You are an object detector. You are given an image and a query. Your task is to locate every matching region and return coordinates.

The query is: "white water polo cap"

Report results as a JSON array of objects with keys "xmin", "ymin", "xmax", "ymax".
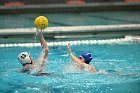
[{"xmin": 18, "ymin": 52, "xmax": 31, "ymax": 65}]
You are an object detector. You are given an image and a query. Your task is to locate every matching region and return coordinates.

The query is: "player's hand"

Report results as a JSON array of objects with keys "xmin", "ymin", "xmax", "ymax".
[
  {"xmin": 67, "ymin": 43, "xmax": 72, "ymax": 54},
  {"xmin": 36, "ymin": 28, "xmax": 42, "ymax": 33},
  {"xmin": 36, "ymin": 28, "xmax": 43, "ymax": 38},
  {"xmin": 67, "ymin": 43, "xmax": 71, "ymax": 49}
]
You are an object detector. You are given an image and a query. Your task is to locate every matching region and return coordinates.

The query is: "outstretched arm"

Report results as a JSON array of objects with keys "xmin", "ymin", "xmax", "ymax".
[
  {"xmin": 67, "ymin": 43, "xmax": 85, "ymax": 68},
  {"xmin": 37, "ymin": 29, "xmax": 48, "ymax": 59}
]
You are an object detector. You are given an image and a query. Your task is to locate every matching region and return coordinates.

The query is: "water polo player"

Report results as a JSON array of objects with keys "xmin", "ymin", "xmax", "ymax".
[
  {"xmin": 67, "ymin": 43, "xmax": 97, "ymax": 73},
  {"xmin": 17, "ymin": 29, "xmax": 48, "ymax": 75}
]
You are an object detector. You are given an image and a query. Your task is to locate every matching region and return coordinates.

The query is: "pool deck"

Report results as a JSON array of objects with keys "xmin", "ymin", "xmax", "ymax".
[
  {"xmin": 0, "ymin": 24, "xmax": 140, "ymax": 38},
  {"xmin": 0, "ymin": 2, "xmax": 140, "ymax": 14}
]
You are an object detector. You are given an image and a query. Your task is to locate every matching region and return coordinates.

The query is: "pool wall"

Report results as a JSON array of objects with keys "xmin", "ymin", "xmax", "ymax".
[
  {"xmin": 0, "ymin": 2, "xmax": 140, "ymax": 39},
  {"xmin": 0, "ymin": 24, "xmax": 140, "ymax": 39}
]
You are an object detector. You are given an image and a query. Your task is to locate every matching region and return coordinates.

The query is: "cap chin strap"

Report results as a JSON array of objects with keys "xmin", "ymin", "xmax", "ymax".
[
  {"xmin": 22, "ymin": 62, "xmax": 32, "ymax": 66},
  {"xmin": 22, "ymin": 59, "xmax": 33, "ymax": 66}
]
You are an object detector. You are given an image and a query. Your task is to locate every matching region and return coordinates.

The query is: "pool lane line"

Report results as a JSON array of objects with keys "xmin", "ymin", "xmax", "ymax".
[{"xmin": 0, "ymin": 36, "xmax": 139, "ymax": 47}]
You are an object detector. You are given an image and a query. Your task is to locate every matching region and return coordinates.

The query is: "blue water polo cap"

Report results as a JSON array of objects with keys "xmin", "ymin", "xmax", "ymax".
[{"xmin": 79, "ymin": 52, "xmax": 93, "ymax": 64}]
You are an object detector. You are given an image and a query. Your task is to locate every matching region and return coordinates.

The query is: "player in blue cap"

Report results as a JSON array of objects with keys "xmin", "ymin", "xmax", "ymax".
[{"xmin": 67, "ymin": 43, "xmax": 97, "ymax": 73}]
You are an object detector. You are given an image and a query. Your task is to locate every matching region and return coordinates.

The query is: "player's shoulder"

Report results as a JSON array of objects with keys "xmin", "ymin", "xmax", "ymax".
[{"xmin": 83, "ymin": 63, "xmax": 91, "ymax": 69}]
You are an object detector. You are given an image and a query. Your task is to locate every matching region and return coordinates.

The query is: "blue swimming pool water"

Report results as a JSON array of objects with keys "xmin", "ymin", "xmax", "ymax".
[{"xmin": 0, "ymin": 43, "xmax": 140, "ymax": 93}]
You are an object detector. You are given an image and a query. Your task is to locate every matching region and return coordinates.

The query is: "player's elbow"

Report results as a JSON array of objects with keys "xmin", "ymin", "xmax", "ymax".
[{"xmin": 43, "ymin": 48, "xmax": 48, "ymax": 58}]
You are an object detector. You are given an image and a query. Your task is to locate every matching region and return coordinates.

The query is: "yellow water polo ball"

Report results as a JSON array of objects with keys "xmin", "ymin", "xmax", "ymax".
[{"xmin": 34, "ymin": 16, "xmax": 48, "ymax": 30}]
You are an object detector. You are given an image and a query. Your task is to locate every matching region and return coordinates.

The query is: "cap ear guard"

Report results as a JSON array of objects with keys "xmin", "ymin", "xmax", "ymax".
[
  {"xmin": 79, "ymin": 52, "xmax": 93, "ymax": 64},
  {"xmin": 18, "ymin": 52, "xmax": 31, "ymax": 65}
]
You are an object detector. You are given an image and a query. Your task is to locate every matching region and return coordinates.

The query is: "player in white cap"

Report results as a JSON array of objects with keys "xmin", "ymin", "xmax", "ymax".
[{"xmin": 17, "ymin": 29, "xmax": 48, "ymax": 75}]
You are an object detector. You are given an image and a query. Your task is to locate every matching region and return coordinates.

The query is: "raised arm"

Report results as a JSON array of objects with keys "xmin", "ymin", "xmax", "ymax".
[
  {"xmin": 67, "ymin": 43, "xmax": 85, "ymax": 68},
  {"xmin": 67, "ymin": 43, "xmax": 97, "ymax": 73},
  {"xmin": 36, "ymin": 29, "xmax": 48, "ymax": 59}
]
